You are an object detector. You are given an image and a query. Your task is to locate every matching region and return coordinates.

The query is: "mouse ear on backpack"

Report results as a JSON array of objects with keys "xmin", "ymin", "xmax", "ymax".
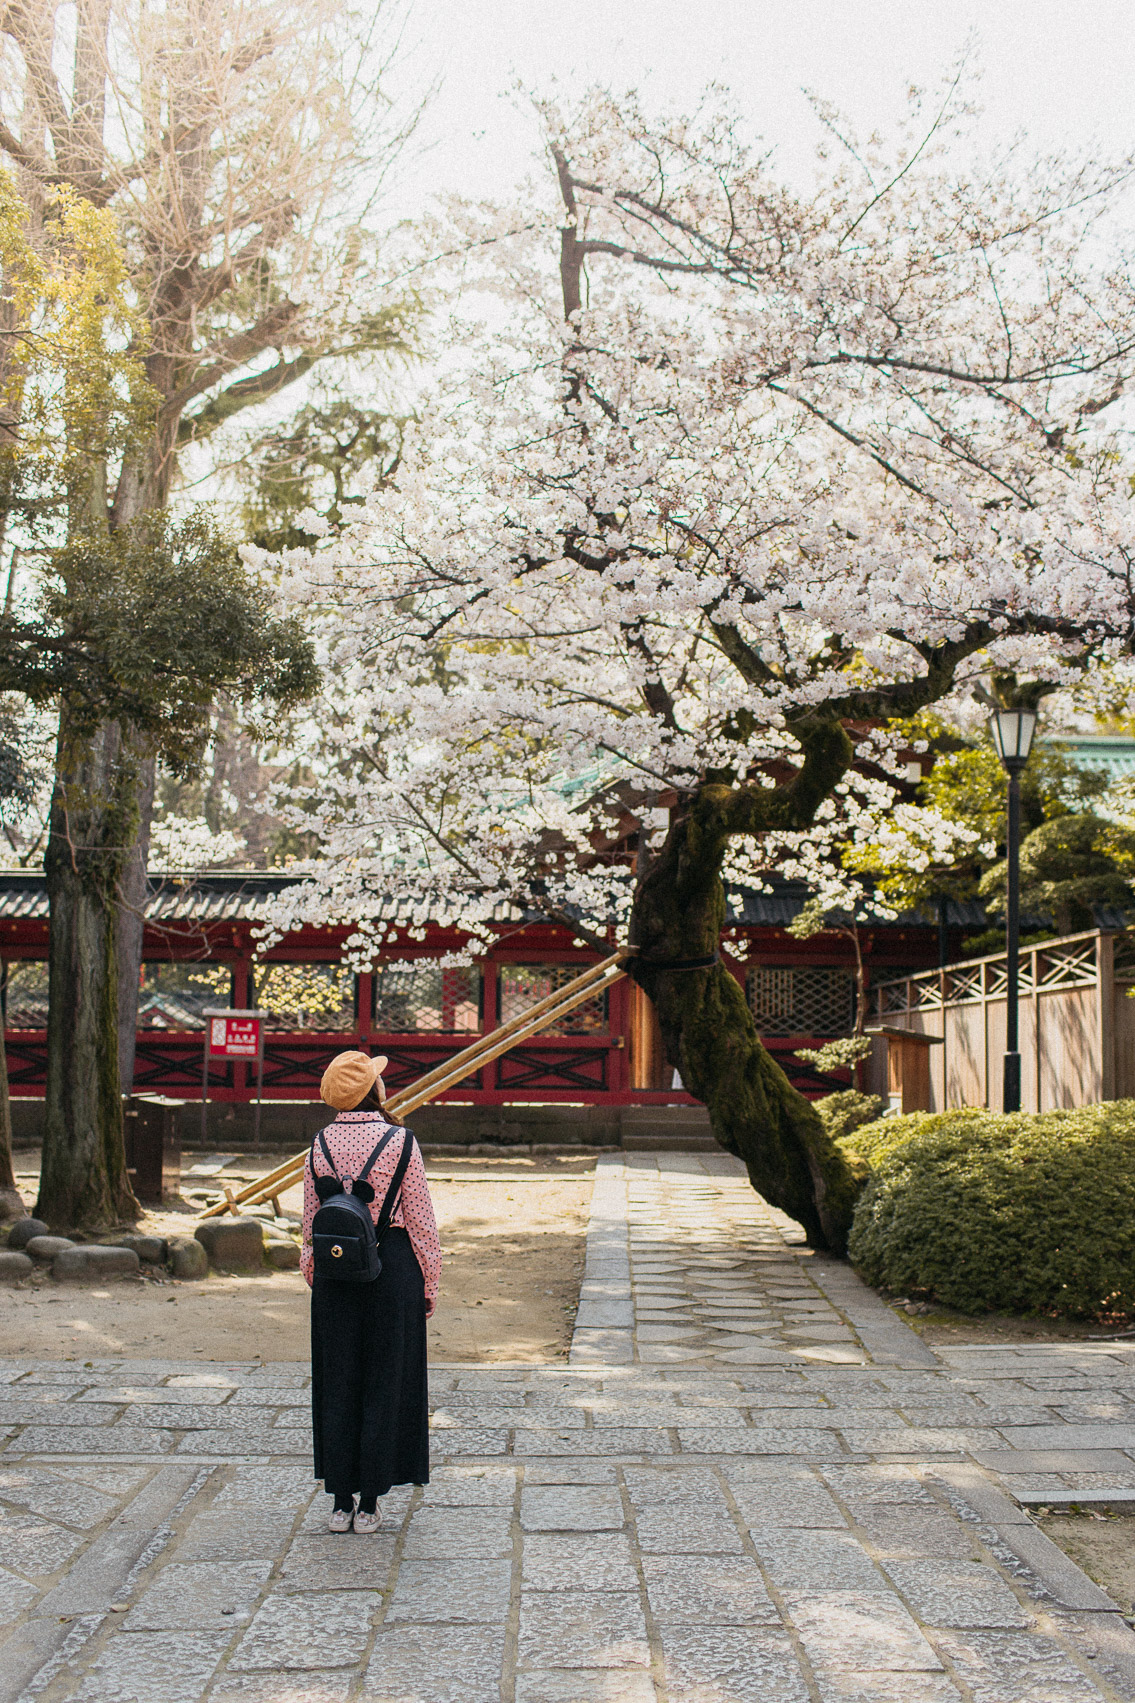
[
  {"xmin": 313, "ymin": 1175, "xmax": 340, "ymax": 1202},
  {"xmin": 350, "ymin": 1180, "xmax": 376, "ymax": 1204}
]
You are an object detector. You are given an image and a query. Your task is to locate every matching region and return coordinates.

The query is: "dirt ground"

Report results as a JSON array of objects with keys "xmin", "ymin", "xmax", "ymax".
[
  {"xmin": 1037, "ymin": 1511, "xmax": 1135, "ymax": 1621},
  {"xmin": 3, "ymin": 1151, "xmax": 594, "ymax": 1364},
  {"xmin": 892, "ymin": 1302, "xmax": 1135, "ymax": 1348}
]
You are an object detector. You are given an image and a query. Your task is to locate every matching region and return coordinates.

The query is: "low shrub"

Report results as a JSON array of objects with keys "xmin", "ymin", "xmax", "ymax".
[
  {"xmin": 840, "ymin": 1102, "xmax": 1135, "ymax": 1318},
  {"xmin": 816, "ymin": 1090, "xmax": 884, "ymax": 1145}
]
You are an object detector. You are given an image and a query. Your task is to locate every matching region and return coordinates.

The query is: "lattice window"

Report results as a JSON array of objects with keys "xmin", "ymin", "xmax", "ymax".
[
  {"xmin": 138, "ymin": 962, "xmax": 234, "ymax": 1029},
  {"xmin": 754, "ymin": 967, "xmax": 795, "ymax": 1020},
  {"xmin": 3, "ymin": 960, "xmax": 49, "ymax": 1028},
  {"xmin": 944, "ymin": 965, "xmax": 983, "ymax": 1004},
  {"xmin": 747, "ymin": 966, "xmax": 855, "ymax": 1036},
  {"xmin": 372, "ymin": 964, "xmax": 481, "ymax": 1033},
  {"xmin": 865, "ymin": 980, "xmax": 933, "ymax": 1014},
  {"xmin": 1037, "ymin": 940, "xmax": 1097, "ymax": 989},
  {"xmin": 255, "ymin": 963, "xmax": 356, "ymax": 1032},
  {"xmin": 498, "ymin": 963, "xmax": 609, "ymax": 1035}
]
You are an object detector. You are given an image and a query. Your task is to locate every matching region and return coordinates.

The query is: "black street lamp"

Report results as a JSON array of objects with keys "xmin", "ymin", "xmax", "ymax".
[{"xmin": 989, "ymin": 706, "xmax": 1037, "ymax": 1112}]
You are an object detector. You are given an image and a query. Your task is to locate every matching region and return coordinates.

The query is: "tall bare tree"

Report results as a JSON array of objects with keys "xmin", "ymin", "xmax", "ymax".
[{"xmin": 0, "ymin": 0, "xmax": 412, "ymax": 1223}]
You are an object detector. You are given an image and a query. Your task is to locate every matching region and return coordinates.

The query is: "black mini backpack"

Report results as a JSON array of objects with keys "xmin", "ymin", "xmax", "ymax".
[{"xmin": 309, "ymin": 1124, "xmax": 413, "ymax": 1283}]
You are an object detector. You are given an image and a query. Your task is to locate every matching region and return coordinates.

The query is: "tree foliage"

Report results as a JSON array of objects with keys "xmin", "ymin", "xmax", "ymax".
[
  {"xmin": 42, "ymin": 514, "xmax": 318, "ymax": 761},
  {"xmin": 262, "ymin": 82, "xmax": 1135, "ymax": 1246},
  {"xmin": 241, "ymin": 401, "xmax": 411, "ymax": 552},
  {"xmin": 849, "ymin": 721, "xmax": 1135, "ymax": 947},
  {"xmin": 0, "ymin": 0, "xmax": 416, "ymax": 516}
]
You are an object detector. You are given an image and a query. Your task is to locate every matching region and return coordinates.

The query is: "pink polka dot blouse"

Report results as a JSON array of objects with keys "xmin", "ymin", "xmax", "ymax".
[{"xmin": 300, "ymin": 1111, "xmax": 441, "ymax": 1303}]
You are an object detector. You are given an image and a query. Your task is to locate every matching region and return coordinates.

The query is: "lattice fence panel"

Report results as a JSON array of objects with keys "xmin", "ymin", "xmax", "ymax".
[
  {"xmin": 254, "ymin": 963, "xmax": 357, "ymax": 1032},
  {"xmin": 747, "ymin": 966, "xmax": 855, "ymax": 1037},
  {"xmin": 498, "ymin": 964, "xmax": 609, "ymax": 1035},
  {"xmin": 1037, "ymin": 939, "xmax": 1098, "ymax": 988},
  {"xmin": 138, "ymin": 962, "xmax": 233, "ymax": 1029},
  {"xmin": 372, "ymin": 964, "xmax": 481, "ymax": 1033},
  {"xmin": 2, "ymin": 960, "xmax": 48, "ymax": 1029}
]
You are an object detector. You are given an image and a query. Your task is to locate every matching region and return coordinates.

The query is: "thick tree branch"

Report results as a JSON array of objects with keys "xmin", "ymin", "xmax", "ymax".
[
  {"xmin": 671, "ymin": 717, "xmax": 853, "ymax": 903},
  {"xmin": 707, "ymin": 618, "xmax": 778, "ymax": 688},
  {"xmin": 163, "ymin": 301, "xmax": 303, "ymax": 418},
  {"xmin": 1, "ymin": 3, "xmax": 76, "ymax": 174}
]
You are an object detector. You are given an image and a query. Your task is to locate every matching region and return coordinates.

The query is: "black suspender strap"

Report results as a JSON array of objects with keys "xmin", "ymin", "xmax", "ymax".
[
  {"xmin": 358, "ymin": 1129, "xmax": 396, "ymax": 1188},
  {"xmin": 315, "ymin": 1129, "xmax": 339, "ymax": 1184},
  {"xmin": 315, "ymin": 1125, "xmax": 395, "ymax": 1190},
  {"xmin": 375, "ymin": 1131, "xmax": 414, "ymax": 1238}
]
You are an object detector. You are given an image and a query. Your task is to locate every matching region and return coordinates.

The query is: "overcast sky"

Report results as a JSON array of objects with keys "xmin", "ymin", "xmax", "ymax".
[{"xmin": 387, "ymin": 0, "xmax": 1135, "ymax": 215}]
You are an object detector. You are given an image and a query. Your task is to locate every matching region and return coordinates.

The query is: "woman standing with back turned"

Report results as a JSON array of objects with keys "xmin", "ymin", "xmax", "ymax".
[{"xmin": 301, "ymin": 1050, "xmax": 441, "ymax": 1533}]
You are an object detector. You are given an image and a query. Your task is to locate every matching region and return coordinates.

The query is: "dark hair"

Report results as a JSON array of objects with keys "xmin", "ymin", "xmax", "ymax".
[{"xmin": 356, "ymin": 1083, "xmax": 400, "ymax": 1121}]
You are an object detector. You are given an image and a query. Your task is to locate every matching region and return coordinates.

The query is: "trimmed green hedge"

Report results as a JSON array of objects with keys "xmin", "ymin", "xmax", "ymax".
[{"xmin": 840, "ymin": 1102, "xmax": 1135, "ymax": 1318}]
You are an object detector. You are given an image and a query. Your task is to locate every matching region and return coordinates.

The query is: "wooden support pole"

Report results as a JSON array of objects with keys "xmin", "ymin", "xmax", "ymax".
[{"xmin": 198, "ymin": 951, "xmax": 630, "ymax": 1218}]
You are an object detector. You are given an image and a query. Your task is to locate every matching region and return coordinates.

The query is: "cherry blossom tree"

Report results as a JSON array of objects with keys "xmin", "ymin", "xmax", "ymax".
[
  {"xmin": 743, "ymin": 768, "xmax": 986, "ymax": 1079},
  {"xmin": 263, "ymin": 84, "xmax": 1135, "ymax": 1251}
]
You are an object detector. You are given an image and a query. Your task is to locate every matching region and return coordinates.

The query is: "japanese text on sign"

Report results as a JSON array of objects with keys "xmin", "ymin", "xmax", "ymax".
[{"xmin": 208, "ymin": 1016, "xmax": 262, "ymax": 1058}]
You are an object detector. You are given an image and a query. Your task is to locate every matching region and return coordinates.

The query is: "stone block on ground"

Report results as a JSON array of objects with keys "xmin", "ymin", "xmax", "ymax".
[
  {"xmin": 195, "ymin": 1218, "xmax": 265, "ymax": 1269},
  {"xmin": 25, "ymin": 1235, "xmax": 76, "ymax": 1262},
  {"xmin": 53, "ymin": 1244, "xmax": 140, "ymax": 1281},
  {"xmin": 169, "ymin": 1237, "xmax": 209, "ymax": 1280},
  {"xmin": 0, "ymin": 1248, "xmax": 32, "ymax": 1280},
  {"xmin": 7, "ymin": 1216, "xmax": 47, "ymax": 1249},
  {"xmin": 264, "ymin": 1239, "xmax": 301, "ymax": 1270},
  {"xmin": 115, "ymin": 1234, "xmax": 169, "ymax": 1263},
  {"xmin": 0, "ymin": 1187, "xmax": 26, "ymax": 1222}
]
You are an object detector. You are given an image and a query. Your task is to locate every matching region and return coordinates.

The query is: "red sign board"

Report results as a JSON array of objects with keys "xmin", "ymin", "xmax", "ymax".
[{"xmin": 208, "ymin": 1015, "xmax": 262, "ymax": 1058}]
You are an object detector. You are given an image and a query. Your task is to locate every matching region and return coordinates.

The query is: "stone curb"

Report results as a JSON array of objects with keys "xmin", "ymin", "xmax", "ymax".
[{"xmin": 928, "ymin": 1463, "xmax": 1123, "ymax": 1611}]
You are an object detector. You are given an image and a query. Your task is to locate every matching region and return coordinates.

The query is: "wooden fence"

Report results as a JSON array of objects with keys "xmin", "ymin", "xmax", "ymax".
[{"xmin": 867, "ymin": 930, "xmax": 1135, "ymax": 1114}]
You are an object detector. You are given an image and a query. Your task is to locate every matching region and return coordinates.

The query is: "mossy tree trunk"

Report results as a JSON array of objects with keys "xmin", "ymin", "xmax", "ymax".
[
  {"xmin": 115, "ymin": 747, "xmax": 156, "ymax": 1094},
  {"xmin": 38, "ymin": 707, "xmax": 140, "ymax": 1230},
  {"xmin": 0, "ymin": 1022, "xmax": 15, "ymax": 1194},
  {"xmin": 628, "ymin": 720, "xmax": 863, "ymax": 1254}
]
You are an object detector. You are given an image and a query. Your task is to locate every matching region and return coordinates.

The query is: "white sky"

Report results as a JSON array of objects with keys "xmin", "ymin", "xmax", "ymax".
[{"xmin": 386, "ymin": 0, "xmax": 1135, "ymax": 215}]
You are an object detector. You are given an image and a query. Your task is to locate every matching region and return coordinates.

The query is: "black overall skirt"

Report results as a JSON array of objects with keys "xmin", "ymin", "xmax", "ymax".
[{"xmin": 310, "ymin": 1227, "xmax": 430, "ymax": 1499}]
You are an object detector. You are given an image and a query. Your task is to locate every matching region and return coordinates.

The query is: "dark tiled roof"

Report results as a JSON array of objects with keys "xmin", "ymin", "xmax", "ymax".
[
  {"xmin": 1, "ymin": 867, "xmax": 1120, "ymax": 934},
  {"xmin": 0, "ymin": 870, "xmax": 297, "ymax": 923},
  {"xmin": 0, "ymin": 868, "xmax": 973, "ymax": 930},
  {"xmin": 725, "ymin": 879, "xmax": 986, "ymax": 929}
]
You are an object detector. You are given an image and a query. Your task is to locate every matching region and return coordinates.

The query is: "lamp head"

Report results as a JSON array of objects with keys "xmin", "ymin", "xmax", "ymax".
[{"xmin": 990, "ymin": 707, "xmax": 1037, "ymax": 772}]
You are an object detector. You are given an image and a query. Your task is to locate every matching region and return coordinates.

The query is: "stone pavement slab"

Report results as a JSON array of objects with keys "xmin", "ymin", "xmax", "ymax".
[{"xmin": 4, "ymin": 1154, "xmax": 1135, "ymax": 1699}]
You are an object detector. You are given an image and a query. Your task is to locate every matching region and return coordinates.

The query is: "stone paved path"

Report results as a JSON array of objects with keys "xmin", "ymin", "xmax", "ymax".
[{"xmin": 6, "ymin": 1153, "xmax": 1135, "ymax": 1701}]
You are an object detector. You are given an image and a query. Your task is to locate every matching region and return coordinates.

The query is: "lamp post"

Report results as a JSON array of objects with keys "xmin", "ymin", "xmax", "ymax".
[{"xmin": 989, "ymin": 707, "xmax": 1037, "ymax": 1113}]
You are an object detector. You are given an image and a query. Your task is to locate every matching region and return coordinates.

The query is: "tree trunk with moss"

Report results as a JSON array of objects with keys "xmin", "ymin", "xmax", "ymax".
[
  {"xmin": 38, "ymin": 709, "xmax": 140, "ymax": 1230},
  {"xmin": 628, "ymin": 723, "xmax": 863, "ymax": 1254},
  {"xmin": 0, "ymin": 1021, "xmax": 17, "ymax": 1207}
]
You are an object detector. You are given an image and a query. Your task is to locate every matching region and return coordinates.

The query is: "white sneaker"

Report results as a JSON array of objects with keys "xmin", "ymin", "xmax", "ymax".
[
  {"xmin": 353, "ymin": 1506, "xmax": 382, "ymax": 1534},
  {"xmin": 328, "ymin": 1504, "xmax": 355, "ymax": 1533}
]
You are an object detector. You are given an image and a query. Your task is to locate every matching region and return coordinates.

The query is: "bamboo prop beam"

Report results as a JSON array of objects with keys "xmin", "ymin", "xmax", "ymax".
[
  {"xmin": 197, "ymin": 949, "xmax": 631, "ymax": 1217},
  {"xmin": 385, "ymin": 951, "xmax": 627, "ymax": 1107},
  {"xmin": 386, "ymin": 961, "xmax": 629, "ymax": 1118}
]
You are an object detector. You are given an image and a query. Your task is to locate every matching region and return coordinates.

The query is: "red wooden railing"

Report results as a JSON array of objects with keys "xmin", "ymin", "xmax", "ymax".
[{"xmin": 4, "ymin": 1025, "xmax": 844, "ymax": 1103}]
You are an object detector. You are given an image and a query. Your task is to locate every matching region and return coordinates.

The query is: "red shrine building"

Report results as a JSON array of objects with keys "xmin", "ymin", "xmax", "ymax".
[{"xmin": 0, "ymin": 871, "xmax": 951, "ymax": 1111}]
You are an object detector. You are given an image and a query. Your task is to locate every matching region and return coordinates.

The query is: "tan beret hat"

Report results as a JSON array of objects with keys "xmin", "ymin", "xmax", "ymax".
[{"xmin": 320, "ymin": 1050, "xmax": 390, "ymax": 1111}]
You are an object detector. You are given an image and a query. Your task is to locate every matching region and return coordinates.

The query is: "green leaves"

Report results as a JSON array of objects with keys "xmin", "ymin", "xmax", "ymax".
[
  {"xmin": 979, "ymin": 812, "xmax": 1135, "ymax": 936},
  {"xmin": 844, "ymin": 1104, "xmax": 1135, "ymax": 1318},
  {"xmin": 1, "ymin": 510, "xmax": 317, "ymax": 770}
]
